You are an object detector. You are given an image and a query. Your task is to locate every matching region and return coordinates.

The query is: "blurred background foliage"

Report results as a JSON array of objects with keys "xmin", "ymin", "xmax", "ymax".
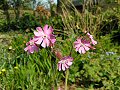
[{"xmin": 0, "ymin": 0, "xmax": 120, "ymax": 89}]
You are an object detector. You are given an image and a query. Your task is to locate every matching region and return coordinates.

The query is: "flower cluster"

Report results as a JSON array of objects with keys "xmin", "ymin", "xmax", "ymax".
[
  {"xmin": 24, "ymin": 25, "xmax": 56, "ymax": 53},
  {"xmin": 34, "ymin": 25, "xmax": 56, "ymax": 48},
  {"xmin": 24, "ymin": 38, "xmax": 39, "ymax": 54},
  {"xmin": 24, "ymin": 25, "xmax": 97, "ymax": 71},
  {"xmin": 58, "ymin": 33, "xmax": 97, "ymax": 71},
  {"xmin": 58, "ymin": 56, "xmax": 73, "ymax": 71},
  {"xmin": 74, "ymin": 32, "xmax": 97, "ymax": 54}
]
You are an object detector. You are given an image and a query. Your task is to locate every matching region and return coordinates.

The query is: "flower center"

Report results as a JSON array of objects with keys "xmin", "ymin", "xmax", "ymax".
[
  {"xmin": 43, "ymin": 34, "xmax": 47, "ymax": 38},
  {"xmin": 80, "ymin": 42, "xmax": 84, "ymax": 47},
  {"xmin": 30, "ymin": 41, "xmax": 34, "ymax": 45},
  {"xmin": 61, "ymin": 60, "xmax": 66, "ymax": 64}
]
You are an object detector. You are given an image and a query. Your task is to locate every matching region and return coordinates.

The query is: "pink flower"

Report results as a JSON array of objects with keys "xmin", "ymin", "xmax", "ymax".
[
  {"xmin": 87, "ymin": 33, "xmax": 97, "ymax": 45},
  {"xmin": 34, "ymin": 25, "xmax": 56, "ymax": 48},
  {"xmin": 74, "ymin": 38, "xmax": 91, "ymax": 54},
  {"xmin": 24, "ymin": 38, "xmax": 39, "ymax": 54},
  {"xmin": 58, "ymin": 56, "xmax": 73, "ymax": 71}
]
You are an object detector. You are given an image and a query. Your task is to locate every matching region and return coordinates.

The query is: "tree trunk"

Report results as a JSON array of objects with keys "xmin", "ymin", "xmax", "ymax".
[
  {"xmin": 16, "ymin": 7, "xmax": 20, "ymax": 21},
  {"xmin": 13, "ymin": 0, "xmax": 21, "ymax": 21},
  {"xmin": 2, "ymin": 0, "xmax": 10, "ymax": 30},
  {"xmin": 4, "ymin": 10, "xmax": 10, "ymax": 24}
]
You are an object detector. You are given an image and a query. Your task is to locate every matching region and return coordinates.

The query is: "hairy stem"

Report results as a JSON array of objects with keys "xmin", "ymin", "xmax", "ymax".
[{"xmin": 65, "ymin": 69, "xmax": 69, "ymax": 90}]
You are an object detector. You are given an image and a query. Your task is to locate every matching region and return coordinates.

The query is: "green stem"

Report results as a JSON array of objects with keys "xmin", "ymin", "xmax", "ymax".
[{"xmin": 65, "ymin": 69, "xmax": 69, "ymax": 90}]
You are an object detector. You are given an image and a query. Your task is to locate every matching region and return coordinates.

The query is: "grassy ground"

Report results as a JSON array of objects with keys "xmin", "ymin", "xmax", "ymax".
[
  {"xmin": 0, "ymin": 31, "xmax": 20, "ymax": 67},
  {"xmin": 0, "ymin": 30, "xmax": 120, "ymax": 89}
]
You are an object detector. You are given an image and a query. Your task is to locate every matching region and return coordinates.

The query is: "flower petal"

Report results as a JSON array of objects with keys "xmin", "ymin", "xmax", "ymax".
[
  {"xmin": 74, "ymin": 43, "xmax": 81, "ymax": 48},
  {"xmin": 41, "ymin": 40, "xmax": 46, "ymax": 48},
  {"xmin": 67, "ymin": 61, "xmax": 72, "ymax": 66},
  {"xmin": 41, "ymin": 38, "xmax": 50, "ymax": 48},
  {"xmin": 50, "ymin": 35, "xmax": 56, "ymax": 44},
  {"xmin": 91, "ymin": 39, "xmax": 97, "ymax": 45},
  {"xmin": 44, "ymin": 38, "xmax": 50, "ymax": 47},
  {"xmin": 33, "ymin": 45, "xmax": 39, "ymax": 52},
  {"xmin": 34, "ymin": 37, "xmax": 43, "ymax": 44},
  {"xmin": 45, "ymin": 26, "xmax": 53, "ymax": 35},
  {"xmin": 34, "ymin": 27, "xmax": 44, "ymax": 36},
  {"xmin": 84, "ymin": 45, "xmax": 90, "ymax": 51},
  {"xmin": 58, "ymin": 63, "xmax": 62, "ymax": 71},
  {"xmin": 62, "ymin": 64, "xmax": 65, "ymax": 71},
  {"xmin": 29, "ymin": 46, "xmax": 34, "ymax": 53},
  {"xmin": 24, "ymin": 47, "xmax": 28, "ymax": 51},
  {"xmin": 81, "ymin": 47, "xmax": 86, "ymax": 54},
  {"xmin": 64, "ymin": 63, "xmax": 69, "ymax": 69},
  {"xmin": 43, "ymin": 24, "xmax": 48, "ymax": 33},
  {"xmin": 79, "ymin": 47, "xmax": 84, "ymax": 54},
  {"xmin": 36, "ymin": 27, "xmax": 43, "ymax": 32}
]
